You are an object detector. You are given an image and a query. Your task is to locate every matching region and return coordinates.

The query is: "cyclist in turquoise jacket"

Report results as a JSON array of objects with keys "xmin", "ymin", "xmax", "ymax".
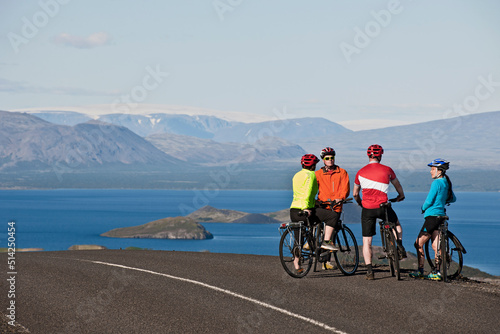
[
  {"xmin": 421, "ymin": 176, "xmax": 456, "ymax": 217},
  {"xmin": 410, "ymin": 159, "xmax": 456, "ymax": 279}
]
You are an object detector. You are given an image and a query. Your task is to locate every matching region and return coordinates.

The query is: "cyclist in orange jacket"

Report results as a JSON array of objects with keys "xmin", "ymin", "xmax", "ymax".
[{"xmin": 315, "ymin": 147, "xmax": 350, "ymax": 250}]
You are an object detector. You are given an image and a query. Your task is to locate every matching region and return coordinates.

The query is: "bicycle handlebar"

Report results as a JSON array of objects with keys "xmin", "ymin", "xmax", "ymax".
[
  {"xmin": 380, "ymin": 197, "xmax": 403, "ymax": 208},
  {"xmin": 317, "ymin": 197, "xmax": 353, "ymax": 208}
]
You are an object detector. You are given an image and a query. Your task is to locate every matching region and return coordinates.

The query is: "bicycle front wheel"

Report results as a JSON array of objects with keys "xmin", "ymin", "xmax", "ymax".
[
  {"xmin": 444, "ymin": 233, "xmax": 463, "ymax": 280},
  {"xmin": 333, "ymin": 226, "xmax": 359, "ymax": 275},
  {"xmin": 425, "ymin": 233, "xmax": 463, "ymax": 280},
  {"xmin": 279, "ymin": 228, "xmax": 313, "ymax": 278}
]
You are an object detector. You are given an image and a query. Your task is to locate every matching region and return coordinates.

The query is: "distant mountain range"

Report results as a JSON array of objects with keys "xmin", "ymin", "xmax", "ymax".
[
  {"xmin": 98, "ymin": 113, "xmax": 233, "ymax": 138},
  {"xmin": 1, "ymin": 108, "xmax": 499, "ymax": 190},
  {"xmin": 0, "ymin": 110, "xmax": 305, "ymax": 169},
  {"xmin": 0, "ymin": 110, "xmax": 180, "ymax": 170},
  {"xmin": 22, "ymin": 110, "xmax": 351, "ymax": 143},
  {"xmin": 310, "ymin": 110, "xmax": 500, "ymax": 171},
  {"xmin": 211, "ymin": 117, "xmax": 352, "ymax": 144},
  {"xmin": 19, "ymin": 108, "xmax": 500, "ymax": 170},
  {"xmin": 146, "ymin": 132, "xmax": 304, "ymax": 164}
]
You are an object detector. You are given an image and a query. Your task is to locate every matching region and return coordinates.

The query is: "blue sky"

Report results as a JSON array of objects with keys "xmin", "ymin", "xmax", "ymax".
[{"xmin": 1, "ymin": 0, "xmax": 500, "ymax": 129}]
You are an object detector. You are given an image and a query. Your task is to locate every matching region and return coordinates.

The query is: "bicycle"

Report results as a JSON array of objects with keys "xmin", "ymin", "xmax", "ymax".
[
  {"xmin": 424, "ymin": 216, "xmax": 466, "ymax": 282},
  {"xmin": 278, "ymin": 198, "xmax": 359, "ymax": 278},
  {"xmin": 377, "ymin": 198, "xmax": 403, "ymax": 280},
  {"xmin": 316, "ymin": 198, "xmax": 359, "ymax": 275}
]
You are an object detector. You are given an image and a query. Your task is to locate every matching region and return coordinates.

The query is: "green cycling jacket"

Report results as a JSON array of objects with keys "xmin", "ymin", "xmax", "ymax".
[{"xmin": 290, "ymin": 169, "xmax": 318, "ymax": 210}]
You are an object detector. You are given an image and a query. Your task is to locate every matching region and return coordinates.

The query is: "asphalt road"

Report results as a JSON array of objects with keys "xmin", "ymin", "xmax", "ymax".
[{"xmin": 1, "ymin": 250, "xmax": 499, "ymax": 334}]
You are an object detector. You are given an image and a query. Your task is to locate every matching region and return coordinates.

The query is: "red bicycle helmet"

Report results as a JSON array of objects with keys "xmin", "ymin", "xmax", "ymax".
[
  {"xmin": 367, "ymin": 144, "xmax": 384, "ymax": 158},
  {"xmin": 301, "ymin": 154, "xmax": 319, "ymax": 167},
  {"xmin": 320, "ymin": 147, "xmax": 336, "ymax": 159}
]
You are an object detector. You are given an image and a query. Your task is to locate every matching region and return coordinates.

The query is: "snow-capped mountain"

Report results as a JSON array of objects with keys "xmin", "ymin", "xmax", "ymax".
[
  {"xmin": 16, "ymin": 104, "xmax": 274, "ymax": 123},
  {"xmin": 98, "ymin": 113, "xmax": 234, "ymax": 138}
]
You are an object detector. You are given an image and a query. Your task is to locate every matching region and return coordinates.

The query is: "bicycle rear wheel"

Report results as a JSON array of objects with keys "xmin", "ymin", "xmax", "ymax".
[
  {"xmin": 279, "ymin": 228, "xmax": 313, "ymax": 278},
  {"xmin": 333, "ymin": 226, "xmax": 359, "ymax": 275},
  {"xmin": 387, "ymin": 230, "xmax": 401, "ymax": 280},
  {"xmin": 425, "ymin": 233, "xmax": 463, "ymax": 279}
]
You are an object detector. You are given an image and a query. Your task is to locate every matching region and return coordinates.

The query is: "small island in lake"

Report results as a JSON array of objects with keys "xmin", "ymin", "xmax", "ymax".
[
  {"xmin": 101, "ymin": 216, "xmax": 213, "ymax": 240},
  {"xmin": 100, "ymin": 204, "xmax": 362, "ymax": 240}
]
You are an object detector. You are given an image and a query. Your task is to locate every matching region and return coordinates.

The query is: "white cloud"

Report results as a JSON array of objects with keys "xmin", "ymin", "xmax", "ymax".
[{"xmin": 53, "ymin": 32, "xmax": 112, "ymax": 49}]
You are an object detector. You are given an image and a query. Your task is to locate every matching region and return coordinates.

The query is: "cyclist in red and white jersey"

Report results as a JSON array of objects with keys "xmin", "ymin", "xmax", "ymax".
[{"xmin": 353, "ymin": 144, "xmax": 406, "ymax": 280}]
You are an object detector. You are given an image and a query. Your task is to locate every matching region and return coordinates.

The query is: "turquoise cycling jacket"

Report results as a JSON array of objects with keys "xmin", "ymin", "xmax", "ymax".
[{"xmin": 422, "ymin": 177, "xmax": 456, "ymax": 217}]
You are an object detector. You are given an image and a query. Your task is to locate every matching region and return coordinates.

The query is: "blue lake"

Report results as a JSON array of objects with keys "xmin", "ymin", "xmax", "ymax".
[{"xmin": 1, "ymin": 189, "xmax": 499, "ymax": 276}]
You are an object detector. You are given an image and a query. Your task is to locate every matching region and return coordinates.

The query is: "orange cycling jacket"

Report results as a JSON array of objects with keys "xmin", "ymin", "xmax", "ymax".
[{"xmin": 315, "ymin": 166, "xmax": 350, "ymax": 212}]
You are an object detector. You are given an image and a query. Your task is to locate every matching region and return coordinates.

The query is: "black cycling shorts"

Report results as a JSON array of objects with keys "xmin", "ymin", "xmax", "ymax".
[
  {"xmin": 290, "ymin": 208, "xmax": 340, "ymax": 228},
  {"xmin": 419, "ymin": 216, "xmax": 445, "ymax": 235},
  {"xmin": 314, "ymin": 207, "xmax": 341, "ymax": 228},
  {"xmin": 290, "ymin": 208, "xmax": 308, "ymax": 223},
  {"xmin": 361, "ymin": 206, "xmax": 399, "ymax": 237}
]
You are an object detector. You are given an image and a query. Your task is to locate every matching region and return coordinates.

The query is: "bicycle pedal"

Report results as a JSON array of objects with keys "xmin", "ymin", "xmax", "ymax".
[{"xmin": 378, "ymin": 255, "xmax": 387, "ymax": 259}]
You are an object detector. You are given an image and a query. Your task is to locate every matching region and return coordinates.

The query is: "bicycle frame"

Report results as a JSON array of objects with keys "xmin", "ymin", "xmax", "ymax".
[
  {"xmin": 280, "ymin": 219, "xmax": 320, "ymax": 245},
  {"xmin": 315, "ymin": 198, "xmax": 359, "ymax": 275},
  {"xmin": 439, "ymin": 220, "xmax": 449, "ymax": 282},
  {"xmin": 378, "ymin": 200, "xmax": 401, "ymax": 280}
]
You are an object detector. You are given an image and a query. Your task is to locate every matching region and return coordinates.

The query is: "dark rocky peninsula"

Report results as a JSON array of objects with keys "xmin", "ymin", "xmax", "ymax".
[{"xmin": 101, "ymin": 216, "xmax": 213, "ymax": 240}]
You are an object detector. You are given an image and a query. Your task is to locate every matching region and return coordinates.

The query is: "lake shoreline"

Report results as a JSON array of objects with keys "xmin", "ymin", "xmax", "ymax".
[{"xmin": 3, "ymin": 247, "xmax": 498, "ymax": 280}]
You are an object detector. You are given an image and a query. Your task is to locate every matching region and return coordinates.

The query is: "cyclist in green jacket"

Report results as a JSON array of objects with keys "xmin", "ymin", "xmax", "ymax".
[{"xmin": 290, "ymin": 154, "xmax": 338, "ymax": 273}]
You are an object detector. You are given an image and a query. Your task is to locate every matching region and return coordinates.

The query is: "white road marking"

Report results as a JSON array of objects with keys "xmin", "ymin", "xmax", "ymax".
[{"xmin": 87, "ymin": 260, "xmax": 348, "ymax": 334}]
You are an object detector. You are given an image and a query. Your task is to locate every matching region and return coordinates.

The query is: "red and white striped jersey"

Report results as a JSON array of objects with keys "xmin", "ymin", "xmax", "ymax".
[{"xmin": 354, "ymin": 161, "xmax": 396, "ymax": 209}]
